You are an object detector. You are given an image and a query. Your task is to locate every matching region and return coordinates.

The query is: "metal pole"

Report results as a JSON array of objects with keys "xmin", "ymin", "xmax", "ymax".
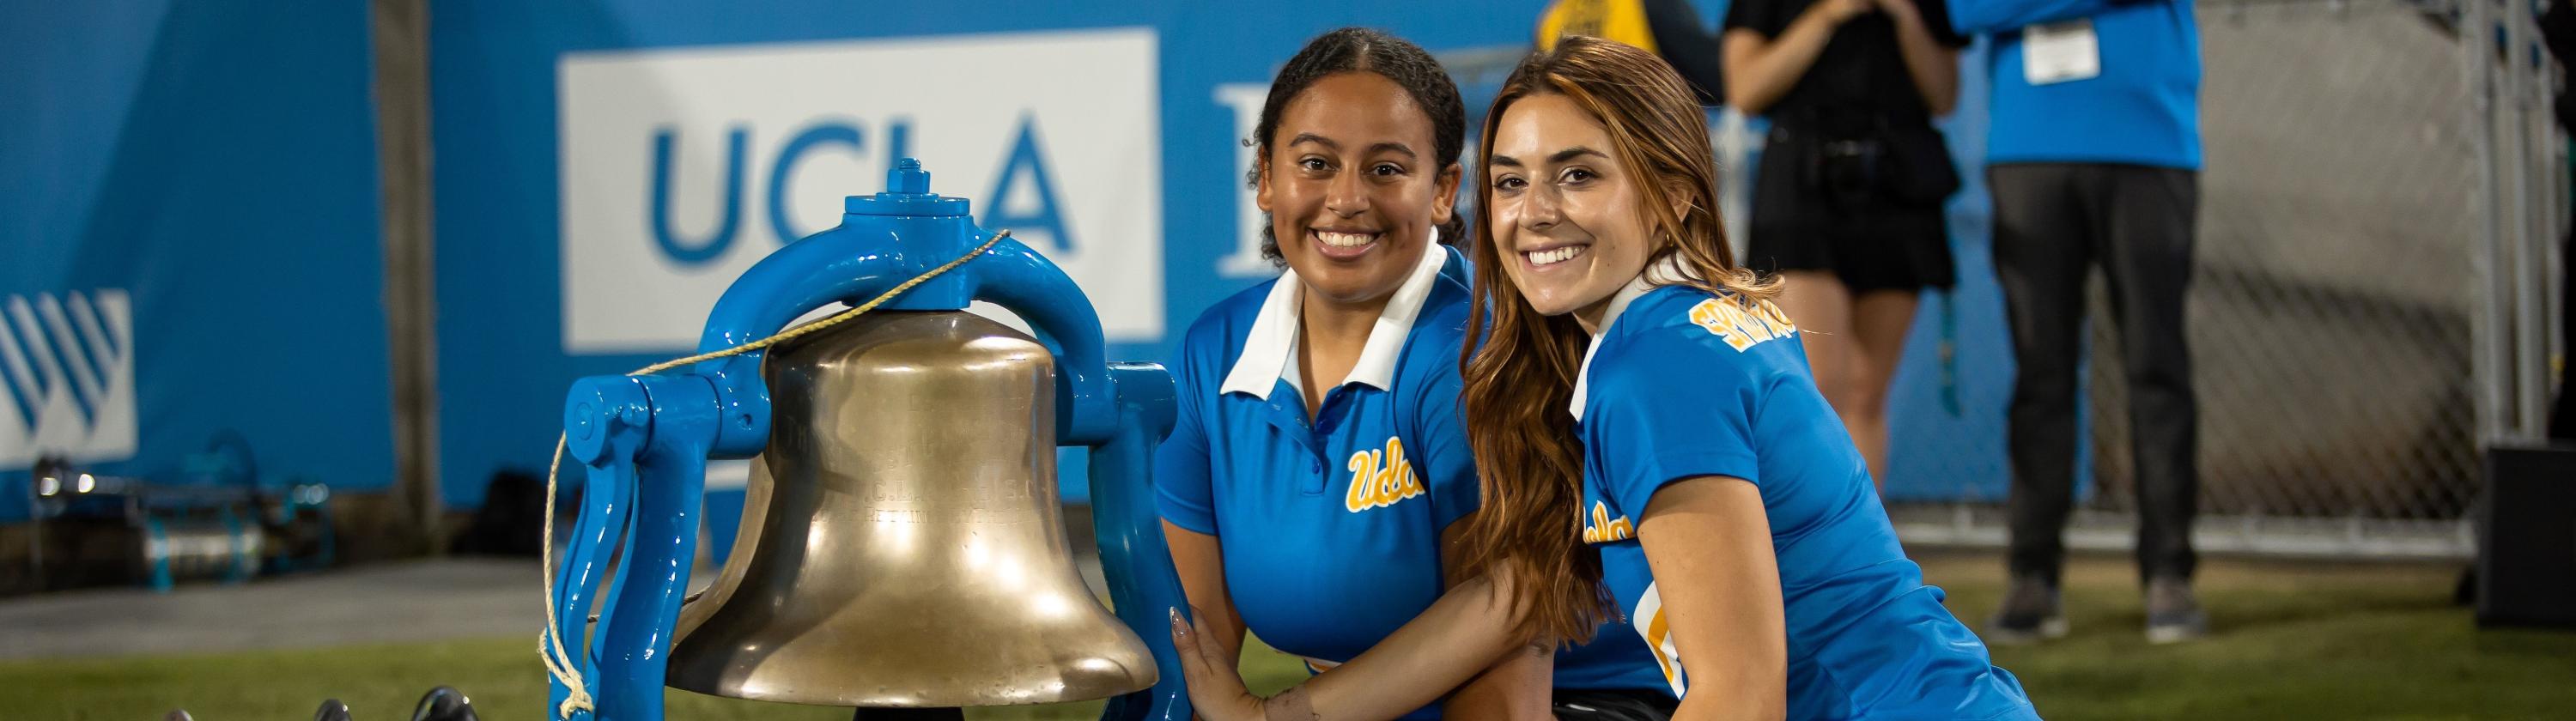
[
  {"xmin": 373, "ymin": 0, "xmax": 443, "ymax": 554},
  {"xmin": 2503, "ymin": 0, "xmax": 2530, "ymax": 439},
  {"xmin": 2528, "ymin": 10, "xmax": 2565, "ymax": 436},
  {"xmin": 2469, "ymin": 0, "xmax": 2511, "ymax": 444},
  {"xmin": 2512, "ymin": 1, "xmax": 2551, "ymax": 439}
]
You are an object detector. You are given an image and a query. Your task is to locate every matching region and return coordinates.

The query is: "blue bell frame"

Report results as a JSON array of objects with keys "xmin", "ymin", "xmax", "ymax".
[{"xmin": 550, "ymin": 159, "xmax": 1193, "ymax": 721}]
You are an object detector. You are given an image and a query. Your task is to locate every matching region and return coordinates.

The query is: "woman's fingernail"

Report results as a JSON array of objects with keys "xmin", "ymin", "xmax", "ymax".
[{"xmin": 1169, "ymin": 608, "xmax": 1187, "ymax": 636}]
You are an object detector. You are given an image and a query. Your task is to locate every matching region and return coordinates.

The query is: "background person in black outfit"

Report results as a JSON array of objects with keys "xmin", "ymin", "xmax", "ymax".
[{"xmin": 1722, "ymin": 0, "xmax": 1965, "ymax": 486}]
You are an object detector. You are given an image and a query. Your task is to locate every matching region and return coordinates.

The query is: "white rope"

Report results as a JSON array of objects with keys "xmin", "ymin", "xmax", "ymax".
[{"xmin": 537, "ymin": 230, "xmax": 1011, "ymax": 718}]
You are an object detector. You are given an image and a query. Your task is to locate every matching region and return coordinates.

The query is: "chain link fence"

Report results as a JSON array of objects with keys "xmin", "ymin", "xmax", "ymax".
[{"xmin": 1880, "ymin": 0, "xmax": 2560, "ymax": 560}]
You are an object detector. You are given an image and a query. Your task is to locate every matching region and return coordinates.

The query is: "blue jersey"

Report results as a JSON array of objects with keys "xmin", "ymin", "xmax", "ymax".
[
  {"xmin": 1571, "ymin": 276, "xmax": 2037, "ymax": 719},
  {"xmin": 1157, "ymin": 244, "xmax": 1667, "ymax": 718}
]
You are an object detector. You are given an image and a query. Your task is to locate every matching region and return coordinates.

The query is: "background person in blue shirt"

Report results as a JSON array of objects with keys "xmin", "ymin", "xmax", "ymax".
[
  {"xmin": 1456, "ymin": 37, "xmax": 2032, "ymax": 718},
  {"xmin": 1947, "ymin": 0, "xmax": 2208, "ymax": 645},
  {"xmin": 1156, "ymin": 27, "xmax": 1668, "ymax": 719}
]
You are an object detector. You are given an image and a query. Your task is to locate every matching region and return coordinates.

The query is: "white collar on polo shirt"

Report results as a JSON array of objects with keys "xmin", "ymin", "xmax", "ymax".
[
  {"xmin": 1570, "ymin": 256, "xmax": 1697, "ymax": 421},
  {"xmin": 1219, "ymin": 233, "xmax": 1451, "ymax": 400}
]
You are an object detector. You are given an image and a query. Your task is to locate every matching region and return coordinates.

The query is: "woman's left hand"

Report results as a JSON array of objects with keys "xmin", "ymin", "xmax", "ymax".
[{"xmin": 1170, "ymin": 608, "xmax": 1269, "ymax": 721}]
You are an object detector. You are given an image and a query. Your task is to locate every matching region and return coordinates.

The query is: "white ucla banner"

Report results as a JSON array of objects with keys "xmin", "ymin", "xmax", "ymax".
[
  {"xmin": 0, "ymin": 289, "xmax": 137, "ymax": 467},
  {"xmin": 557, "ymin": 27, "xmax": 1165, "ymax": 354}
]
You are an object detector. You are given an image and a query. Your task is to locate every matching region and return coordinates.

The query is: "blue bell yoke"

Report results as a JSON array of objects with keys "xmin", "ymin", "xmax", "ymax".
[{"xmin": 549, "ymin": 159, "xmax": 1192, "ymax": 721}]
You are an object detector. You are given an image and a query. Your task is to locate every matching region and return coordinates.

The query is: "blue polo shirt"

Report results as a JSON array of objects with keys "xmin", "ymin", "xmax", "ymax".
[
  {"xmin": 1157, "ymin": 243, "xmax": 1666, "ymax": 716},
  {"xmin": 1949, "ymin": 0, "xmax": 2202, "ymax": 169},
  {"xmin": 1571, "ymin": 269, "xmax": 2036, "ymax": 719}
]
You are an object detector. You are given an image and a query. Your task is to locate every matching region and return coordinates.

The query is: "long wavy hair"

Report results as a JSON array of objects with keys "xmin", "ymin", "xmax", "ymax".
[{"xmin": 1455, "ymin": 36, "xmax": 1779, "ymax": 645}]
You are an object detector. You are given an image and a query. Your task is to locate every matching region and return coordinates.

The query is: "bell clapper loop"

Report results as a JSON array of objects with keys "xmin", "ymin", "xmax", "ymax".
[{"xmin": 537, "ymin": 230, "xmax": 1011, "ymax": 720}]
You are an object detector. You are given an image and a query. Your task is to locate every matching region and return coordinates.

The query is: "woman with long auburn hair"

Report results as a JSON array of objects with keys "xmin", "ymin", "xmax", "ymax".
[{"xmin": 1455, "ymin": 36, "xmax": 2032, "ymax": 719}]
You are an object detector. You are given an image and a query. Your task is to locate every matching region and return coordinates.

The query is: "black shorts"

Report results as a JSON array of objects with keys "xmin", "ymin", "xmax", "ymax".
[
  {"xmin": 1745, "ymin": 126, "xmax": 1957, "ymax": 294},
  {"xmin": 1552, "ymin": 688, "xmax": 1679, "ymax": 721}
]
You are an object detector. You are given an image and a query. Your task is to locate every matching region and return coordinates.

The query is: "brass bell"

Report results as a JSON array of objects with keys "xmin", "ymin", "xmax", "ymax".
[{"xmin": 665, "ymin": 310, "xmax": 1156, "ymax": 707}]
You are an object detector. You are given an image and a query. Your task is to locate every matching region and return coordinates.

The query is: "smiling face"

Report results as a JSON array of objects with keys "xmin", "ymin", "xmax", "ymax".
[
  {"xmin": 1483, "ymin": 93, "xmax": 1661, "ymax": 329},
  {"xmin": 1259, "ymin": 71, "xmax": 1461, "ymax": 307}
]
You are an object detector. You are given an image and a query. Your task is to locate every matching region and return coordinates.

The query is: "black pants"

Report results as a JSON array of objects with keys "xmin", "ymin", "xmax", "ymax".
[{"xmin": 1990, "ymin": 163, "xmax": 2200, "ymax": 585}]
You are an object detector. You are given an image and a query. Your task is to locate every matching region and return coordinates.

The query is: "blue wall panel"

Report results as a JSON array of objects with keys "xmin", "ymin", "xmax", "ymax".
[{"xmin": 0, "ymin": 1, "xmax": 390, "ymax": 520}]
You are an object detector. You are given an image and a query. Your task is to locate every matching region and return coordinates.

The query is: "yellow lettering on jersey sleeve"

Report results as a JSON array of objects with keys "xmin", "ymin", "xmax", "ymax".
[
  {"xmin": 1688, "ymin": 300, "xmax": 1754, "ymax": 351},
  {"xmin": 1688, "ymin": 297, "xmax": 1797, "ymax": 352}
]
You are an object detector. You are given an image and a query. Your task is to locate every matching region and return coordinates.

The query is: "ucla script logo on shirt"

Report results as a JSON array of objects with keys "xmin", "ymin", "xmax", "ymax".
[
  {"xmin": 1345, "ymin": 436, "xmax": 1425, "ymax": 512},
  {"xmin": 1582, "ymin": 500, "xmax": 1635, "ymax": 543},
  {"xmin": 1688, "ymin": 297, "xmax": 1797, "ymax": 352}
]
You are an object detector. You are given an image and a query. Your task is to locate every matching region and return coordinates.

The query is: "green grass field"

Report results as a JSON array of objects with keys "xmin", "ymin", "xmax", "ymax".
[{"xmin": 4, "ymin": 552, "xmax": 2571, "ymax": 720}]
